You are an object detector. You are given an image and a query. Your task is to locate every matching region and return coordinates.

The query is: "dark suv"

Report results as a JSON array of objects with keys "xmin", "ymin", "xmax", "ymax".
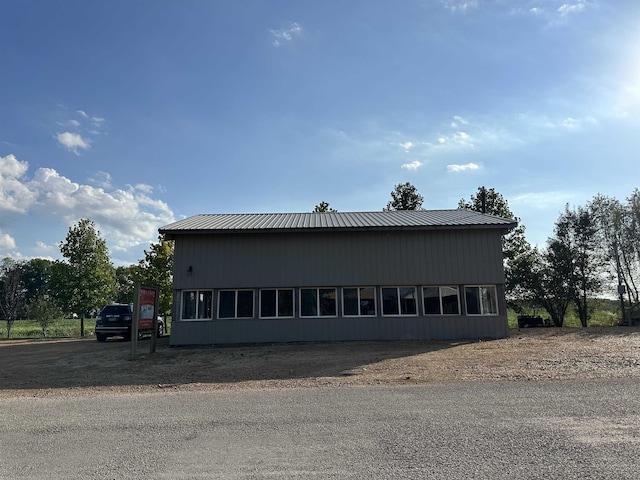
[{"xmin": 95, "ymin": 303, "xmax": 164, "ymax": 342}]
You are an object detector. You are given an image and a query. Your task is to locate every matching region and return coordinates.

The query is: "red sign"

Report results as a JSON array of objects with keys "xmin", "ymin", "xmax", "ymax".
[{"xmin": 138, "ymin": 286, "xmax": 156, "ymax": 330}]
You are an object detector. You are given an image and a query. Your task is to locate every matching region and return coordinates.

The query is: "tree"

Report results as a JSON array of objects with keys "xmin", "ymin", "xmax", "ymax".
[
  {"xmin": 27, "ymin": 294, "xmax": 62, "ymax": 337},
  {"xmin": 115, "ymin": 265, "xmax": 137, "ymax": 304},
  {"xmin": 458, "ymin": 186, "xmax": 533, "ymax": 310},
  {"xmin": 0, "ymin": 258, "xmax": 26, "ymax": 338},
  {"xmin": 385, "ymin": 182, "xmax": 424, "ymax": 211},
  {"xmin": 314, "ymin": 201, "xmax": 337, "ymax": 212},
  {"xmin": 21, "ymin": 258, "xmax": 55, "ymax": 306},
  {"xmin": 58, "ymin": 219, "xmax": 116, "ymax": 336},
  {"xmin": 131, "ymin": 235, "xmax": 174, "ymax": 315},
  {"xmin": 551, "ymin": 205, "xmax": 602, "ymax": 327}
]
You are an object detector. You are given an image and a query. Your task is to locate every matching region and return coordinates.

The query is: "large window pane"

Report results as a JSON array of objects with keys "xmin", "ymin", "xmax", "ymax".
[
  {"xmin": 260, "ymin": 290, "xmax": 276, "ymax": 317},
  {"xmin": 218, "ymin": 290, "xmax": 236, "ymax": 318},
  {"xmin": 360, "ymin": 288, "xmax": 376, "ymax": 315},
  {"xmin": 465, "ymin": 287, "xmax": 481, "ymax": 315},
  {"xmin": 278, "ymin": 290, "xmax": 294, "ymax": 317},
  {"xmin": 441, "ymin": 287, "xmax": 460, "ymax": 314},
  {"xmin": 301, "ymin": 289, "xmax": 318, "ymax": 317},
  {"xmin": 319, "ymin": 289, "xmax": 337, "ymax": 316},
  {"xmin": 182, "ymin": 291, "xmax": 196, "ymax": 319},
  {"xmin": 382, "ymin": 288, "xmax": 400, "ymax": 315},
  {"xmin": 198, "ymin": 291, "xmax": 213, "ymax": 319},
  {"xmin": 237, "ymin": 290, "xmax": 254, "ymax": 318},
  {"xmin": 343, "ymin": 288, "xmax": 359, "ymax": 316},
  {"xmin": 480, "ymin": 286, "xmax": 498, "ymax": 314},
  {"xmin": 423, "ymin": 287, "xmax": 440, "ymax": 314},
  {"xmin": 399, "ymin": 287, "xmax": 417, "ymax": 314}
]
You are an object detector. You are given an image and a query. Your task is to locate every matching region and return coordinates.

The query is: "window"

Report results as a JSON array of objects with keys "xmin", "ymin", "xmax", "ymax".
[
  {"xmin": 381, "ymin": 287, "xmax": 417, "ymax": 316},
  {"xmin": 343, "ymin": 287, "xmax": 376, "ymax": 316},
  {"xmin": 422, "ymin": 286, "xmax": 460, "ymax": 315},
  {"xmin": 218, "ymin": 290, "xmax": 254, "ymax": 319},
  {"xmin": 260, "ymin": 289, "xmax": 294, "ymax": 318},
  {"xmin": 465, "ymin": 285, "xmax": 498, "ymax": 315},
  {"xmin": 181, "ymin": 290, "xmax": 213, "ymax": 320},
  {"xmin": 300, "ymin": 288, "xmax": 337, "ymax": 317}
]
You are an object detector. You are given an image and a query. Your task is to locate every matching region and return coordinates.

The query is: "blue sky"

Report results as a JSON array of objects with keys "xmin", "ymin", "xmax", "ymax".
[{"xmin": 1, "ymin": 0, "xmax": 639, "ymax": 266}]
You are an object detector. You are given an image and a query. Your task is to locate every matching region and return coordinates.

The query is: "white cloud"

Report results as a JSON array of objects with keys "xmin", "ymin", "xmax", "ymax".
[
  {"xmin": 0, "ymin": 154, "xmax": 37, "ymax": 213},
  {"xmin": 76, "ymin": 110, "xmax": 88, "ymax": 118},
  {"xmin": 89, "ymin": 171, "xmax": 113, "ymax": 189},
  {"xmin": 441, "ymin": 0, "xmax": 478, "ymax": 12},
  {"xmin": 447, "ymin": 162, "xmax": 480, "ymax": 172},
  {"xmin": 401, "ymin": 160, "xmax": 423, "ymax": 170},
  {"xmin": 36, "ymin": 241, "xmax": 55, "ymax": 251},
  {"xmin": 399, "ymin": 141, "xmax": 413, "ymax": 151},
  {"xmin": 558, "ymin": 1, "xmax": 586, "ymax": 16},
  {"xmin": 271, "ymin": 22, "xmax": 302, "ymax": 47},
  {"xmin": 0, "ymin": 154, "xmax": 175, "ymax": 255},
  {"xmin": 0, "ymin": 231, "xmax": 16, "ymax": 249},
  {"xmin": 56, "ymin": 132, "xmax": 91, "ymax": 154}
]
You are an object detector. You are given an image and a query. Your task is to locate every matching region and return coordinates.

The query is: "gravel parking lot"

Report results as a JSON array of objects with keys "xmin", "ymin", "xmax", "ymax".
[{"xmin": 1, "ymin": 326, "xmax": 639, "ymax": 397}]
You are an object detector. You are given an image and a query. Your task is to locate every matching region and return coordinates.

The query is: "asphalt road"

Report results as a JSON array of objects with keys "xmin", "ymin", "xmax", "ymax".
[{"xmin": 1, "ymin": 379, "xmax": 638, "ymax": 479}]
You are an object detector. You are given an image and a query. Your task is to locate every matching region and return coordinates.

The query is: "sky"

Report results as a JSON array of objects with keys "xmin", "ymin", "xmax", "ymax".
[{"xmin": 1, "ymin": 0, "xmax": 640, "ymax": 266}]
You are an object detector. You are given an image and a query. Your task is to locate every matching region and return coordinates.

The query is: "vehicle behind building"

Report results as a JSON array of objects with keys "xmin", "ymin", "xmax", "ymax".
[{"xmin": 95, "ymin": 303, "xmax": 164, "ymax": 342}]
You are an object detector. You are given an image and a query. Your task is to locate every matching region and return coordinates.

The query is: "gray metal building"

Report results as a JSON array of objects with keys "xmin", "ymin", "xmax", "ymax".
[{"xmin": 159, "ymin": 210, "xmax": 517, "ymax": 345}]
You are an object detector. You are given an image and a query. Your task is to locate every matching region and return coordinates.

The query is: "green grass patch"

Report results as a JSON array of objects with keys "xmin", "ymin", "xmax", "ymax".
[{"xmin": 0, "ymin": 317, "xmax": 173, "ymax": 339}]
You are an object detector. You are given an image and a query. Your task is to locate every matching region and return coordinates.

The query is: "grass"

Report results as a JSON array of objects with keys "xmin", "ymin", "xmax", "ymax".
[
  {"xmin": 507, "ymin": 305, "xmax": 623, "ymax": 328},
  {"xmin": 0, "ymin": 317, "xmax": 173, "ymax": 339}
]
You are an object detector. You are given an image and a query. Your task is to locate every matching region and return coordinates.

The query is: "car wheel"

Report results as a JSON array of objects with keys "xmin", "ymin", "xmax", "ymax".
[
  {"xmin": 96, "ymin": 333, "xmax": 107, "ymax": 342},
  {"xmin": 157, "ymin": 323, "xmax": 164, "ymax": 338}
]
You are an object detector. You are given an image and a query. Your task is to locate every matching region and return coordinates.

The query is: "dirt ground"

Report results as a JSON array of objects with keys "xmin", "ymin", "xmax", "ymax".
[{"xmin": 1, "ymin": 326, "xmax": 639, "ymax": 398}]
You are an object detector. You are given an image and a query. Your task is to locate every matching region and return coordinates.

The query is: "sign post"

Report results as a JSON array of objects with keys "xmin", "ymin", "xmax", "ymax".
[{"xmin": 132, "ymin": 284, "xmax": 159, "ymax": 360}]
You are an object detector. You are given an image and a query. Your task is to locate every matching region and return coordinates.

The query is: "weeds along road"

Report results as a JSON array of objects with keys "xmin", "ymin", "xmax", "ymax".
[{"xmin": 1, "ymin": 379, "xmax": 639, "ymax": 479}]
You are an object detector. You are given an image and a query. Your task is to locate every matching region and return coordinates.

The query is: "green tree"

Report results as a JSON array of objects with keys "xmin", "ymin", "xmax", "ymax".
[
  {"xmin": 0, "ymin": 258, "xmax": 26, "ymax": 338},
  {"xmin": 21, "ymin": 258, "xmax": 55, "ymax": 306},
  {"xmin": 314, "ymin": 201, "xmax": 337, "ymax": 212},
  {"xmin": 385, "ymin": 182, "xmax": 424, "ymax": 211},
  {"xmin": 58, "ymin": 219, "xmax": 116, "ymax": 336},
  {"xmin": 131, "ymin": 235, "xmax": 174, "ymax": 315},
  {"xmin": 115, "ymin": 265, "xmax": 137, "ymax": 304},
  {"xmin": 27, "ymin": 294, "xmax": 62, "ymax": 337},
  {"xmin": 552, "ymin": 205, "xmax": 602, "ymax": 327}
]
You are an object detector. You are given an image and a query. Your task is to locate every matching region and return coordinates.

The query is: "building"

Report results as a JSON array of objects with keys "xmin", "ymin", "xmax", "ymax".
[{"xmin": 158, "ymin": 210, "xmax": 517, "ymax": 345}]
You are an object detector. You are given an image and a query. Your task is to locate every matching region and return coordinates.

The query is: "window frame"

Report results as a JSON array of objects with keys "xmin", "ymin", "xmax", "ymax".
[
  {"xmin": 342, "ymin": 287, "xmax": 377, "ymax": 316},
  {"xmin": 259, "ymin": 288, "xmax": 295, "ymax": 319},
  {"xmin": 422, "ymin": 286, "xmax": 460, "ymax": 315},
  {"xmin": 180, "ymin": 290, "xmax": 214, "ymax": 321},
  {"xmin": 381, "ymin": 286, "xmax": 418, "ymax": 316},
  {"xmin": 464, "ymin": 285, "xmax": 499, "ymax": 316},
  {"xmin": 300, "ymin": 287, "xmax": 338, "ymax": 318},
  {"xmin": 217, "ymin": 289, "xmax": 254, "ymax": 319}
]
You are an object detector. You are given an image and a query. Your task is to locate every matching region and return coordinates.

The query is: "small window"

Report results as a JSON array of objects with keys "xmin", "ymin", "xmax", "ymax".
[
  {"xmin": 465, "ymin": 285, "xmax": 498, "ymax": 315},
  {"xmin": 343, "ymin": 287, "xmax": 376, "ymax": 316},
  {"xmin": 381, "ymin": 287, "xmax": 417, "ymax": 316},
  {"xmin": 218, "ymin": 290, "xmax": 254, "ymax": 319},
  {"xmin": 422, "ymin": 286, "xmax": 460, "ymax": 315},
  {"xmin": 260, "ymin": 289, "xmax": 294, "ymax": 318},
  {"xmin": 181, "ymin": 290, "xmax": 213, "ymax": 320},
  {"xmin": 300, "ymin": 288, "xmax": 337, "ymax": 317}
]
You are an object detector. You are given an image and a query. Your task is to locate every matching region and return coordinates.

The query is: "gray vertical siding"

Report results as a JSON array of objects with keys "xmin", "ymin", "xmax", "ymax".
[{"xmin": 172, "ymin": 229, "xmax": 506, "ymax": 289}]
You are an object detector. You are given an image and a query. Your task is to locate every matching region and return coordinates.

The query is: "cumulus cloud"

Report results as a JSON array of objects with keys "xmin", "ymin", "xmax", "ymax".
[
  {"xmin": 271, "ymin": 22, "xmax": 302, "ymax": 47},
  {"xmin": 0, "ymin": 231, "xmax": 16, "ymax": 249},
  {"xmin": 0, "ymin": 154, "xmax": 37, "ymax": 213},
  {"xmin": 88, "ymin": 171, "xmax": 113, "ymax": 189},
  {"xmin": 447, "ymin": 162, "xmax": 480, "ymax": 172},
  {"xmin": 401, "ymin": 160, "xmax": 423, "ymax": 170},
  {"xmin": 0, "ymin": 154, "xmax": 175, "ymax": 254},
  {"xmin": 56, "ymin": 132, "xmax": 91, "ymax": 154}
]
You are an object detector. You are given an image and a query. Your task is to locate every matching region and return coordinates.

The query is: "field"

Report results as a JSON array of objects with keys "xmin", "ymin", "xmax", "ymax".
[{"xmin": 1, "ymin": 326, "xmax": 639, "ymax": 398}]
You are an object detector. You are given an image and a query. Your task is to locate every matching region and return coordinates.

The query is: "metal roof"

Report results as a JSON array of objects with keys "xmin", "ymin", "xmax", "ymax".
[{"xmin": 159, "ymin": 210, "xmax": 517, "ymax": 236}]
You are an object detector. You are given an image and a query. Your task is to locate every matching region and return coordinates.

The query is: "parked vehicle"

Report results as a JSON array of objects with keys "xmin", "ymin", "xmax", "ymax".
[{"xmin": 95, "ymin": 303, "xmax": 164, "ymax": 342}]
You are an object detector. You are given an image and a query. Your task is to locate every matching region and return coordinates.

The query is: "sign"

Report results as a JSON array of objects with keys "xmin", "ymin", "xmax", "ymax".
[{"xmin": 138, "ymin": 286, "xmax": 157, "ymax": 330}]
